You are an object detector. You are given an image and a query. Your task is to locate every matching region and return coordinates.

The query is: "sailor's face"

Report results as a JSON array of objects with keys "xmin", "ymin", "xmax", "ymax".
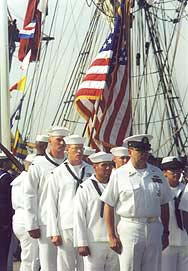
[
  {"xmin": 67, "ymin": 144, "xmax": 84, "ymax": 162},
  {"xmin": 129, "ymin": 148, "xmax": 149, "ymax": 161},
  {"xmin": 94, "ymin": 162, "xmax": 113, "ymax": 183},
  {"xmin": 49, "ymin": 136, "xmax": 66, "ymax": 153},
  {"xmin": 164, "ymin": 168, "xmax": 182, "ymax": 186},
  {"xmin": 128, "ymin": 147, "xmax": 149, "ymax": 168},
  {"xmin": 113, "ymin": 156, "xmax": 129, "ymax": 168}
]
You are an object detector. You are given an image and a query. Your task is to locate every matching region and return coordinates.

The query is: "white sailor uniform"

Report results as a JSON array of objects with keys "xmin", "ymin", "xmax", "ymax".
[
  {"xmin": 162, "ymin": 183, "xmax": 188, "ymax": 271},
  {"xmin": 11, "ymin": 171, "xmax": 40, "ymax": 271},
  {"xmin": 24, "ymin": 152, "xmax": 65, "ymax": 271},
  {"xmin": 47, "ymin": 160, "xmax": 93, "ymax": 271},
  {"xmin": 74, "ymin": 174, "xmax": 119, "ymax": 271},
  {"xmin": 179, "ymin": 183, "xmax": 188, "ymax": 211},
  {"xmin": 101, "ymin": 160, "xmax": 172, "ymax": 271}
]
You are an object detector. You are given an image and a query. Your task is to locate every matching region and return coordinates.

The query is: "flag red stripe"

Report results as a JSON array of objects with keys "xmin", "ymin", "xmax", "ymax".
[
  {"xmin": 91, "ymin": 58, "xmax": 111, "ymax": 67},
  {"xmin": 116, "ymin": 100, "xmax": 131, "ymax": 144},
  {"xmin": 82, "ymin": 73, "xmax": 108, "ymax": 82},
  {"xmin": 75, "ymin": 89, "xmax": 102, "ymax": 98},
  {"xmin": 102, "ymin": 70, "xmax": 129, "ymax": 144}
]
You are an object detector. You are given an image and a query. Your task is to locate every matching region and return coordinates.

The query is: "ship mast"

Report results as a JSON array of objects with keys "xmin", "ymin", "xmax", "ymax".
[
  {"xmin": 131, "ymin": 0, "xmax": 188, "ymax": 157},
  {"xmin": 0, "ymin": 0, "xmax": 11, "ymax": 150}
]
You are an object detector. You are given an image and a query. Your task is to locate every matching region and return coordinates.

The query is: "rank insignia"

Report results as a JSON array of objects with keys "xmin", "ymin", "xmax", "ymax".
[
  {"xmin": 156, "ymin": 189, "xmax": 161, "ymax": 197},
  {"xmin": 129, "ymin": 172, "xmax": 136, "ymax": 177},
  {"xmin": 152, "ymin": 176, "xmax": 162, "ymax": 183}
]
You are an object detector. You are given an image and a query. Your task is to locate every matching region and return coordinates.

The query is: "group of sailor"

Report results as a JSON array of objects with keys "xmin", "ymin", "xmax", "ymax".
[{"xmin": 7, "ymin": 127, "xmax": 188, "ymax": 271}]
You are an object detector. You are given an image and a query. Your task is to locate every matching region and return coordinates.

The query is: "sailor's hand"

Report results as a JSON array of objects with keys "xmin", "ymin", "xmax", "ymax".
[
  {"xmin": 28, "ymin": 229, "xmax": 41, "ymax": 239},
  {"xmin": 78, "ymin": 246, "xmax": 90, "ymax": 256},
  {"xmin": 109, "ymin": 235, "xmax": 122, "ymax": 254},
  {"xmin": 51, "ymin": 235, "xmax": 62, "ymax": 246},
  {"xmin": 162, "ymin": 232, "xmax": 169, "ymax": 250}
]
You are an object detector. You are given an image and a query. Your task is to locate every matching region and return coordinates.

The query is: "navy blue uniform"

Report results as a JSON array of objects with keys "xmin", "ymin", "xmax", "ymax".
[{"xmin": 0, "ymin": 170, "xmax": 13, "ymax": 271}]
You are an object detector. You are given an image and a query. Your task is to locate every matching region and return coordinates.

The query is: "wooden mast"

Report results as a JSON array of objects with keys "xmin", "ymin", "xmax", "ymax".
[{"xmin": 0, "ymin": 0, "xmax": 11, "ymax": 150}]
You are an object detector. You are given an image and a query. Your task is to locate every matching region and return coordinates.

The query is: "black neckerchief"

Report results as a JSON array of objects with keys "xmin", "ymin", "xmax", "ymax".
[
  {"xmin": 45, "ymin": 153, "xmax": 60, "ymax": 167},
  {"xmin": 64, "ymin": 162, "xmax": 85, "ymax": 192},
  {"xmin": 174, "ymin": 189, "xmax": 184, "ymax": 230},
  {"xmin": 91, "ymin": 179, "xmax": 104, "ymax": 218}
]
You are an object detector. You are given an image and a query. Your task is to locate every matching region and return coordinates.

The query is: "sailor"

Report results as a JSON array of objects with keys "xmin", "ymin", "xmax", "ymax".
[
  {"xmin": 11, "ymin": 153, "xmax": 40, "ymax": 271},
  {"xmin": 100, "ymin": 134, "xmax": 172, "ymax": 271},
  {"xmin": 110, "ymin": 146, "xmax": 129, "ymax": 169},
  {"xmin": 35, "ymin": 134, "xmax": 49, "ymax": 156},
  {"xmin": 179, "ymin": 183, "xmax": 188, "ymax": 234},
  {"xmin": 24, "ymin": 126, "xmax": 69, "ymax": 271},
  {"xmin": 82, "ymin": 146, "xmax": 96, "ymax": 164},
  {"xmin": 0, "ymin": 153, "xmax": 13, "ymax": 271},
  {"xmin": 74, "ymin": 151, "xmax": 120, "ymax": 271},
  {"xmin": 46, "ymin": 135, "xmax": 93, "ymax": 271},
  {"xmin": 161, "ymin": 156, "xmax": 188, "ymax": 271}
]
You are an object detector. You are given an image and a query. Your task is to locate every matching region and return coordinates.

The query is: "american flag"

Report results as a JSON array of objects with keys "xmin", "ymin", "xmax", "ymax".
[{"xmin": 75, "ymin": 0, "xmax": 131, "ymax": 149}]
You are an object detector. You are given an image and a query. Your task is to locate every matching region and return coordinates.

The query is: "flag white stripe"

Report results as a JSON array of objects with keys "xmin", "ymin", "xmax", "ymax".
[
  {"xmin": 20, "ymin": 50, "xmax": 31, "ymax": 71},
  {"xmin": 78, "ymin": 80, "xmax": 107, "ymax": 90},
  {"xmin": 19, "ymin": 29, "xmax": 35, "ymax": 35},
  {"xmin": 86, "ymin": 65, "xmax": 110, "ymax": 75},
  {"xmin": 24, "ymin": 22, "xmax": 36, "ymax": 29},
  {"xmin": 37, "ymin": 0, "xmax": 48, "ymax": 13},
  {"xmin": 92, "ymin": 50, "xmax": 113, "ymax": 60}
]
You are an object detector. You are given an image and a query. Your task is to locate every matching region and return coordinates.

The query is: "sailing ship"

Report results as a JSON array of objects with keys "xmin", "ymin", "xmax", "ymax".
[{"xmin": 6, "ymin": 0, "xmax": 188, "ymax": 161}]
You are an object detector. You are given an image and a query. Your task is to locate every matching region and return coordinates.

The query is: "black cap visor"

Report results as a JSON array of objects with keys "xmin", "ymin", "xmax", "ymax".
[{"xmin": 128, "ymin": 141, "xmax": 151, "ymax": 151}]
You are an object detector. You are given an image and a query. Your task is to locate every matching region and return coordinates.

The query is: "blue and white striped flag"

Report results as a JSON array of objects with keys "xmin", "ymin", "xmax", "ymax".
[{"xmin": 19, "ymin": 21, "xmax": 36, "ymax": 39}]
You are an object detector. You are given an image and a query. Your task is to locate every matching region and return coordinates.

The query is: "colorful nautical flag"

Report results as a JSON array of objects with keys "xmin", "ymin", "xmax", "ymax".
[
  {"xmin": 19, "ymin": 21, "xmax": 36, "ymax": 39},
  {"xmin": 37, "ymin": 0, "xmax": 48, "ymax": 14},
  {"xmin": 10, "ymin": 100, "xmax": 23, "ymax": 129},
  {"xmin": 75, "ymin": 0, "xmax": 131, "ymax": 149},
  {"xmin": 18, "ymin": 0, "xmax": 42, "ymax": 62},
  {"xmin": 12, "ymin": 129, "xmax": 28, "ymax": 160},
  {"xmin": 9, "ymin": 76, "xmax": 26, "ymax": 92},
  {"xmin": 20, "ymin": 50, "xmax": 31, "ymax": 71}
]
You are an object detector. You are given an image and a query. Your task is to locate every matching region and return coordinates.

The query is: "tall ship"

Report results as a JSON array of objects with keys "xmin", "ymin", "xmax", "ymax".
[{"xmin": 4, "ymin": 0, "xmax": 188, "ymax": 160}]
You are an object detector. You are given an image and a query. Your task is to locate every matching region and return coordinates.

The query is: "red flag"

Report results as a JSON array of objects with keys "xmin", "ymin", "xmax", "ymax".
[
  {"xmin": 75, "ymin": 0, "xmax": 131, "ymax": 148},
  {"xmin": 18, "ymin": 0, "xmax": 41, "ymax": 62}
]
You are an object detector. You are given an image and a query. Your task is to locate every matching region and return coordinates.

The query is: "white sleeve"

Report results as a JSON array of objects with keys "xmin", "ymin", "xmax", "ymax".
[
  {"xmin": 160, "ymin": 175, "xmax": 173, "ymax": 205},
  {"xmin": 11, "ymin": 185, "xmax": 18, "ymax": 211},
  {"xmin": 11, "ymin": 176, "xmax": 20, "ymax": 210},
  {"xmin": 100, "ymin": 174, "xmax": 119, "ymax": 207},
  {"xmin": 179, "ymin": 184, "xmax": 188, "ymax": 211},
  {"xmin": 46, "ymin": 172, "xmax": 60, "ymax": 237},
  {"xmin": 24, "ymin": 165, "xmax": 40, "ymax": 231},
  {"xmin": 73, "ymin": 186, "xmax": 88, "ymax": 247}
]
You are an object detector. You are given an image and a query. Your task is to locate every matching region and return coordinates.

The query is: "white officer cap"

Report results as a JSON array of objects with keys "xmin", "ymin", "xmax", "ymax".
[
  {"xmin": 89, "ymin": 151, "xmax": 113, "ymax": 163},
  {"xmin": 36, "ymin": 134, "xmax": 49, "ymax": 142},
  {"xmin": 83, "ymin": 146, "xmax": 96, "ymax": 156},
  {"xmin": 48, "ymin": 126, "xmax": 70, "ymax": 137},
  {"xmin": 0, "ymin": 152, "xmax": 7, "ymax": 160},
  {"xmin": 161, "ymin": 156, "xmax": 183, "ymax": 170},
  {"xmin": 110, "ymin": 146, "xmax": 129, "ymax": 157},
  {"xmin": 64, "ymin": 135, "xmax": 85, "ymax": 145},
  {"xmin": 123, "ymin": 134, "xmax": 153, "ymax": 150},
  {"xmin": 25, "ymin": 153, "xmax": 36, "ymax": 163}
]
